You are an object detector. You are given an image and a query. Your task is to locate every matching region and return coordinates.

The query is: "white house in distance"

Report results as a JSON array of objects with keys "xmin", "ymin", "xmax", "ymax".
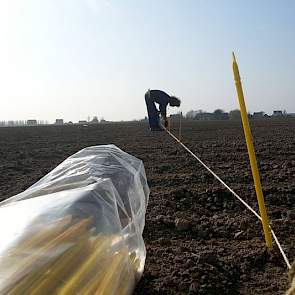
[
  {"xmin": 27, "ymin": 120, "xmax": 37, "ymax": 126},
  {"xmin": 252, "ymin": 112, "xmax": 264, "ymax": 119},
  {"xmin": 272, "ymin": 110, "xmax": 283, "ymax": 117},
  {"xmin": 78, "ymin": 120, "xmax": 88, "ymax": 125},
  {"xmin": 55, "ymin": 119, "xmax": 64, "ymax": 125}
]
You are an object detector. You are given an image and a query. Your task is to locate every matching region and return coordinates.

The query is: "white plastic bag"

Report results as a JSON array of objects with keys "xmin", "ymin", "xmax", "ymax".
[{"xmin": 0, "ymin": 144, "xmax": 149, "ymax": 294}]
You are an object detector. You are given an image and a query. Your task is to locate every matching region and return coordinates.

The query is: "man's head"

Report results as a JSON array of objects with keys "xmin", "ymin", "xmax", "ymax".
[{"xmin": 169, "ymin": 96, "xmax": 181, "ymax": 107}]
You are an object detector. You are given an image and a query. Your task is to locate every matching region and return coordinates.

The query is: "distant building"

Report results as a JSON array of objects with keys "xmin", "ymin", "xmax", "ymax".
[
  {"xmin": 272, "ymin": 110, "xmax": 283, "ymax": 117},
  {"xmin": 55, "ymin": 119, "xmax": 64, "ymax": 125},
  {"xmin": 214, "ymin": 112, "xmax": 229, "ymax": 120},
  {"xmin": 170, "ymin": 113, "xmax": 183, "ymax": 120},
  {"xmin": 78, "ymin": 120, "xmax": 88, "ymax": 124},
  {"xmin": 253, "ymin": 112, "xmax": 264, "ymax": 119},
  {"xmin": 91, "ymin": 116, "xmax": 99, "ymax": 124},
  {"xmin": 27, "ymin": 120, "xmax": 37, "ymax": 126},
  {"xmin": 287, "ymin": 113, "xmax": 295, "ymax": 117},
  {"xmin": 195, "ymin": 112, "xmax": 215, "ymax": 120}
]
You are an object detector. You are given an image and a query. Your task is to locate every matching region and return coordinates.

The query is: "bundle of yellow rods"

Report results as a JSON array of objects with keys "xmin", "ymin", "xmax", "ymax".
[{"xmin": 0, "ymin": 216, "xmax": 139, "ymax": 295}]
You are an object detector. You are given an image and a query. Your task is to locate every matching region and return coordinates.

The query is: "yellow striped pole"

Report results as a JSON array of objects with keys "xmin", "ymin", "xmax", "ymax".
[{"xmin": 232, "ymin": 52, "xmax": 272, "ymax": 248}]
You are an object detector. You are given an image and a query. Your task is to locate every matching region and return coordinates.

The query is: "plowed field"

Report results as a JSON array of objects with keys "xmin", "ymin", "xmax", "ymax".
[{"xmin": 1, "ymin": 119, "xmax": 294, "ymax": 294}]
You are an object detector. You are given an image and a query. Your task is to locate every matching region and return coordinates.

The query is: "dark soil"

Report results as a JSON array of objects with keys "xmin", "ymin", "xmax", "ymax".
[{"xmin": 0, "ymin": 119, "xmax": 295, "ymax": 294}]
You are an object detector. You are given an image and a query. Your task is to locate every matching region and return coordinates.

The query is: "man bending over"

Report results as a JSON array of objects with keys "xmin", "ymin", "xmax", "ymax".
[{"xmin": 145, "ymin": 89, "xmax": 181, "ymax": 131}]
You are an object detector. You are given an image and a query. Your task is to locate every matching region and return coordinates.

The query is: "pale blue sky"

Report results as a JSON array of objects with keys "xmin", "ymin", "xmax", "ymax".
[{"xmin": 0, "ymin": 0, "xmax": 294, "ymax": 122}]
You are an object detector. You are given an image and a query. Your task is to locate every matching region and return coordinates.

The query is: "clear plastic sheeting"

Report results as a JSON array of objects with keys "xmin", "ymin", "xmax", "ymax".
[{"xmin": 0, "ymin": 144, "xmax": 149, "ymax": 295}]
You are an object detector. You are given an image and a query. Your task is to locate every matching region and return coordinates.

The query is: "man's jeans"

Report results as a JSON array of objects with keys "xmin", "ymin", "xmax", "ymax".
[{"xmin": 145, "ymin": 92, "xmax": 160, "ymax": 129}]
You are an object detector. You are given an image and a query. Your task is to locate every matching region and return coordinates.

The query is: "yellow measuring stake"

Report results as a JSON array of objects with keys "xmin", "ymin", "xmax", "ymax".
[{"xmin": 232, "ymin": 52, "xmax": 272, "ymax": 248}]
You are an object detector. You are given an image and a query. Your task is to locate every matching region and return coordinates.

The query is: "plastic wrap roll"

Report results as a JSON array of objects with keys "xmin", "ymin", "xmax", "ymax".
[{"xmin": 0, "ymin": 145, "xmax": 149, "ymax": 295}]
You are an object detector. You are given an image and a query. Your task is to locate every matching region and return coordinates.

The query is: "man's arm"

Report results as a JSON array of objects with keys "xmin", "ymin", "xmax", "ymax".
[{"xmin": 159, "ymin": 103, "xmax": 168, "ymax": 127}]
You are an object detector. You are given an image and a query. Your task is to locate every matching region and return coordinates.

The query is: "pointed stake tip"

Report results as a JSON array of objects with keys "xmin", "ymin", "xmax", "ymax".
[{"xmin": 232, "ymin": 52, "xmax": 237, "ymax": 63}]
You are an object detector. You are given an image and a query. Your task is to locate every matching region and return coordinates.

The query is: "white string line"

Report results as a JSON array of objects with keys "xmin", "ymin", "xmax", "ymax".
[
  {"xmin": 271, "ymin": 229, "xmax": 291, "ymax": 269},
  {"xmin": 164, "ymin": 127, "xmax": 291, "ymax": 269}
]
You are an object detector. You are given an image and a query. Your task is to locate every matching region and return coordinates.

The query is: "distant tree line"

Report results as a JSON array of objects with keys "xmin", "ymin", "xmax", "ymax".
[
  {"xmin": 0, "ymin": 116, "xmax": 107, "ymax": 127},
  {"xmin": 185, "ymin": 109, "xmax": 294, "ymax": 121},
  {"xmin": 185, "ymin": 109, "xmax": 241, "ymax": 121}
]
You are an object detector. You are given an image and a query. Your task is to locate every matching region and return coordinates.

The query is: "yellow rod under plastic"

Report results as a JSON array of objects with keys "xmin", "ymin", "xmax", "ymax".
[{"xmin": 232, "ymin": 52, "xmax": 272, "ymax": 248}]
